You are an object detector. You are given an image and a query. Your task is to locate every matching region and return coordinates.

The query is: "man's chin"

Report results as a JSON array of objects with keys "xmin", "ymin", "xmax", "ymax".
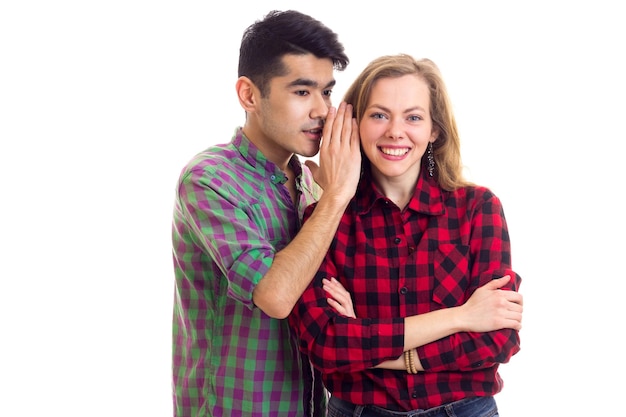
[{"xmin": 296, "ymin": 145, "xmax": 320, "ymax": 158}]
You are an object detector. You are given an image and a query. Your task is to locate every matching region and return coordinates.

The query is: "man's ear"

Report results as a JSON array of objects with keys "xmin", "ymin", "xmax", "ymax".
[{"xmin": 236, "ymin": 76, "xmax": 258, "ymax": 112}]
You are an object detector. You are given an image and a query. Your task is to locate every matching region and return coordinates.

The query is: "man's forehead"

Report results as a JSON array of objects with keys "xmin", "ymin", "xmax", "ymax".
[{"xmin": 278, "ymin": 54, "xmax": 336, "ymax": 88}]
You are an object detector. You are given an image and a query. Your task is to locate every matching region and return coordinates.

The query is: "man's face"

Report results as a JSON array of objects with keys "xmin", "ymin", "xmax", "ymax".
[{"xmin": 255, "ymin": 54, "xmax": 336, "ymax": 161}]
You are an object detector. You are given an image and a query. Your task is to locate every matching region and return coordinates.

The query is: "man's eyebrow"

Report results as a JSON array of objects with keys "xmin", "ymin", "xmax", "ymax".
[{"xmin": 287, "ymin": 78, "xmax": 337, "ymax": 89}]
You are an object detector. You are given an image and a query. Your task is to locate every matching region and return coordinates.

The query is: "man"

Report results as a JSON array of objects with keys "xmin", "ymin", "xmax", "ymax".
[{"xmin": 171, "ymin": 10, "xmax": 361, "ymax": 416}]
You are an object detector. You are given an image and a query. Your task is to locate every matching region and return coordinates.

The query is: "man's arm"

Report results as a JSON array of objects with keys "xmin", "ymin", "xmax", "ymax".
[{"xmin": 253, "ymin": 103, "xmax": 361, "ymax": 318}]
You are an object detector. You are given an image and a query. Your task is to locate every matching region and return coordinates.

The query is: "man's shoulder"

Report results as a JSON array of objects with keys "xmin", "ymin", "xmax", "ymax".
[{"xmin": 183, "ymin": 143, "xmax": 241, "ymax": 173}]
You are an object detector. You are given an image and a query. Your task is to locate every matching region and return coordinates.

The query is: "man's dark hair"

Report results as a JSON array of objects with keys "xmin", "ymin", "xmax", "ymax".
[{"xmin": 238, "ymin": 10, "xmax": 349, "ymax": 97}]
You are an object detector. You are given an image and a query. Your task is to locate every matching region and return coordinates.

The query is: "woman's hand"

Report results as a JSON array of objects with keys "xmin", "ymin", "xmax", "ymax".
[
  {"xmin": 323, "ymin": 277, "xmax": 356, "ymax": 318},
  {"xmin": 460, "ymin": 275, "xmax": 523, "ymax": 332}
]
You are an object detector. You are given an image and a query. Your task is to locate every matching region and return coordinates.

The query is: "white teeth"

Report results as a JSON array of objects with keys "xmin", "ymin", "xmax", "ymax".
[{"xmin": 380, "ymin": 147, "xmax": 409, "ymax": 156}]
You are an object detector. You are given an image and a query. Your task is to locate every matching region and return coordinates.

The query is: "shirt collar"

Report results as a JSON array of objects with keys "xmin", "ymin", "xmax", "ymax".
[
  {"xmin": 355, "ymin": 165, "xmax": 446, "ymax": 216},
  {"xmin": 233, "ymin": 127, "xmax": 304, "ymax": 185}
]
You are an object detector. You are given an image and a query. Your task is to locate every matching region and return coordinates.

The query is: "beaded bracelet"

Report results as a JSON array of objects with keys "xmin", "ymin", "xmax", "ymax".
[
  {"xmin": 404, "ymin": 350, "xmax": 411, "ymax": 374},
  {"xmin": 408, "ymin": 349, "xmax": 418, "ymax": 374},
  {"xmin": 404, "ymin": 349, "xmax": 418, "ymax": 374}
]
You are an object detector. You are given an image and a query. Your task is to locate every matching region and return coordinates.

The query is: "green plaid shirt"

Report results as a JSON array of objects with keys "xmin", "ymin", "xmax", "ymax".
[{"xmin": 171, "ymin": 128, "xmax": 325, "ymax": 416}]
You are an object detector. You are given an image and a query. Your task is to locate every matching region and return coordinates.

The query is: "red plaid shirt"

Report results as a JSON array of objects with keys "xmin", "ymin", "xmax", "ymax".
[{"xmin": 289, "ymin": 167, "xmax": 522, "ymax": 411}]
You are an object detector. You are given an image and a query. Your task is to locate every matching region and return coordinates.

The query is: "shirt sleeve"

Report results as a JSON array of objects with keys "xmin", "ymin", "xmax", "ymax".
[
  {"xmin": 418, "ymin": 189, "xmax": 522, "ymax": 372},
  {"xmin": 176, "ymin": 165, "xmax": 274, "ymax": 308},
  {"xmin": 290, "ymin": 266, "xmax": 406, "ymax": 374},
  {"xmin": 291, "ymin": 206, "xmax": 405, "ymax": 374}
]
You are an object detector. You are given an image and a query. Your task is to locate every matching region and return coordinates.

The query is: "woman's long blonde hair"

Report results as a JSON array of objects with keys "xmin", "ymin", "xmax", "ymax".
[{"xmin": 343, "ymin": 54, "xmax": 472, "ymax": 191}]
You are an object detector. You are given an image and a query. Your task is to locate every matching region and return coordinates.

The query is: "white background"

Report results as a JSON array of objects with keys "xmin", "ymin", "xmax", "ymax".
[{"xmin": 1, "ymin": 1, "xmax": 624, "ymax": 415}]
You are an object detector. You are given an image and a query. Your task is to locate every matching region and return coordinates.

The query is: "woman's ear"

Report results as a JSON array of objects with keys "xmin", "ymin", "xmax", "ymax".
[
  {"xmin": 430, "ymin": 131, "xmax": 439, "ymax": 143},
  {"xmin": 235, "ymin": 76, "xmax": 257, "ymax": 112}
]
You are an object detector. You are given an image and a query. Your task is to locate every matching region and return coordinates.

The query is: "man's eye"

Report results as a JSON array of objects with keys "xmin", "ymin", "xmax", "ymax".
[
  {"xmin": 323, "ymin": 90, "xmax": 333, "ymax": 97},
  {"xmin": 295, "ymin": 90, "xmax": 309, "ymax": 96}
]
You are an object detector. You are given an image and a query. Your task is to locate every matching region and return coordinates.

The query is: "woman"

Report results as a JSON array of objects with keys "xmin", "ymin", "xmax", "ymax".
[{"xmin": 289, "ymin": 54, "xmax": 523, "ymax": 416}]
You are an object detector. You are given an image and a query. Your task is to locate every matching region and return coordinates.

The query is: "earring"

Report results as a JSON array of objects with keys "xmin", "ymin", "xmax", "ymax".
[{"xmin": 427, "ymin": 142, "xmax": 435, "ymax": 177}]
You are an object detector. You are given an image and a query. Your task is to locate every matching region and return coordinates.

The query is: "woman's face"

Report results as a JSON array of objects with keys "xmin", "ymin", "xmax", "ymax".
[{"xmin": 359, "ymin": 74, "xmax": 438, "ymax": 183}]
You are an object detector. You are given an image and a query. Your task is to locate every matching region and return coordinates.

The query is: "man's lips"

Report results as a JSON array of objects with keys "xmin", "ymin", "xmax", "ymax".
[{"xmin": 303, "ymin": 127, "xmax": 324, "ymax": 139}]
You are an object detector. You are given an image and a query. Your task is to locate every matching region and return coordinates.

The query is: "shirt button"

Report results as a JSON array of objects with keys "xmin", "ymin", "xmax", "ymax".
[
  {"xmin": 399, "ymin": 287, "xmax": 408, "ymax": 295},
  {"xmin": 409, "ymin": 246, "xmax": 415, "ymax": 253},
  {"xmin": 394, "ymin": 237, "xmax": 401, "ymax": 244},
  {"xmin": 411, "ymin": 392, "xmax": 418, "ymax": 399},
  {"xmin": 270, "ymin": 175, "xmax": 276, "ymax": 181}
]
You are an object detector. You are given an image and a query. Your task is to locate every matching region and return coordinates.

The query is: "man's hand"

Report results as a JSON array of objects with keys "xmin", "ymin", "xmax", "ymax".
[{"xmin": 310, "ymin": 102, "xmax": 361, "ymax": 204}]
